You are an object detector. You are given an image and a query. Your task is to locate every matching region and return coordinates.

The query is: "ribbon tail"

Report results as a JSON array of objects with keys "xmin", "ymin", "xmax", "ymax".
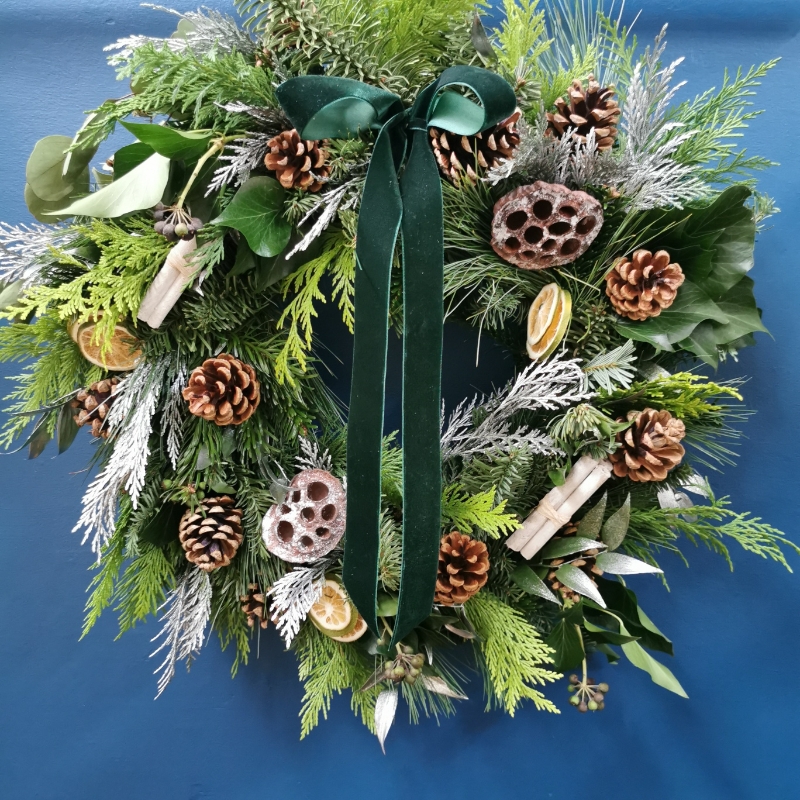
[
  {"xmin": 342, "ymin": 120, "xmax": 404, "ymax": 636},
  {"xmin": 390, "ymin": 129, "xmax": 444, "ymax": 647}
]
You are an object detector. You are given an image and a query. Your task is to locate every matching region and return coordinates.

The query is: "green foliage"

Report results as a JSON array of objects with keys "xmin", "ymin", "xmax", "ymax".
[
  {"xmin": 465, "ymin": 592, "xmax": 560, "ymax": 715},
  {"xmin": 114, "ymin": 544, "xmax": 177, "ymax": 635},
  {"xmin": 548, "ymin": 403, "xmax": 628, "ymax": 460},
  {"xmin": 441, "ymin": 485, "xmax": 519, "ymax": 539},
  {"xmin": 379, "ymin": 511, "xmax": 402, "ymax": 592},
  {"xmin": 0, "ymin": 314, "xmax": 103, "ymax": 446},
  {"xmin": 625, "ymin": 493, "xmax": 800, "ymax": 572},
  {"xmin": 294, "ymin": 624, "xmax": 380, "ymax": 738},
  {"xmin": 458, "ymin": 447, "xmax": 540, "ymax": 517},
  {"xmin": 5, "ymin": 218, "xmax": 172, "ymax": 349},
  {"xmin": 85, "ymin": 46, "xmax": 278, "ymax": 146},
  {"xmin": 275, "ymin": 229, "xmax": 355, "ymax": 383},
  {"xmin": 669, "ymin": 61, "xmax": 779, "ymax": 185}
]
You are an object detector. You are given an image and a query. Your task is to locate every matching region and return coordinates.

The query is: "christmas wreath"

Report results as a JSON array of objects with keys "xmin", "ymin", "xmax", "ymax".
[{"xmin": 0, "ymin": 0, "xmax": 795, "ymax": 749}]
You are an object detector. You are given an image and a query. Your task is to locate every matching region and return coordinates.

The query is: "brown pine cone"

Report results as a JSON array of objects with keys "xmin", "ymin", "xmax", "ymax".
[
  {"xmin": 182, "ymin": 354, "xmax": 260, "ymax": 426},
  {"xmin": 609, "ymin": 408, "xmax": 686, "ymax": 482},
  {"xmin": 430, "ymin": 109, "xmax": 521, "ymax": 184},
  {"xmin": 434, "ymin": 532, "xmax": 490, "ymax": 606},
  {"xmin": 546, "ymin": 523, "xmax": 604, "ymax": 603},
  {"xmin": 71, "ymin": 378, "xmax": 120, "ymax": 438},
  {"xmin": 546, "ymin": 75, "xmax": 620, "ymax": 151},
  {"xmin": 605, "ymin": 249, "xmax": 685, "ymax": 321},
  {"xmin": 264, "ymin": 129, "xmax": 329, "ymax": 192},
  {"xmin": 179, "ymin": 496, "xmax": 244, "ymax": 571},
  {"xmin": 240, "ymin": 583, "xmax": 269, "ymax": 629}
]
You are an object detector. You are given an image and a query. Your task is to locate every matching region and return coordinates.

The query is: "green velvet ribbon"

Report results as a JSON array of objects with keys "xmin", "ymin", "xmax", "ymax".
[{"xmin": 276, "ymin": 67, "xmax": 516, "ymax": 645}]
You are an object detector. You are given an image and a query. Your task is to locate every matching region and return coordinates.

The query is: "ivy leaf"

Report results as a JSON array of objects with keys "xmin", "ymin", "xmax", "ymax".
[
  {"xmin": 595, "ymin": 552, "xmax": 662, "ymax": 575},
  {"xmin": 120, "ymin": 121, "xmax": 213, "ymax": 161},
  {"xmin": 540, "ymin": 536, "xmax": 606, "ymax": 560},
  {"xmin": 51, "ymin": 153, "xmax": 171, "ymax": 218},
  {"xmin": 139, "ymin": 503, "xmax": 183, "ymax": 547},
  {"xmin": 511, "ymin": 563, "xmax": 560, "ymax": 604},
  {"xmin": 213, "ymin": 176, "xmax": 292, "ymax": 258},
  {"xmin": 113, "ymin": 142, "xmax": 156, "ymax": 178},
  {"xmin": 554, "ymin": 565, "xmax": 606, "ymax": 607},
  {"xmin": 601, "ymin": 494, "xmax": 630, "ymax": 550},
  {"xmin": 545, "ymin": 612, "xmax": 584, "ymax": 672},
  {"xmin": 707, "ymin": 276, "xmax": 768, "ymax": 343},
  {"xmin": 56, "ymin": 401, "xmax": 79, "ymax": 454},
  {"xmin": 576, "ymin": 492, "xmax": 607, "ymax": 539}
]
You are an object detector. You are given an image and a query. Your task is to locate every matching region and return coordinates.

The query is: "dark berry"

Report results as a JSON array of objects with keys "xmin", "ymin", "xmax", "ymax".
[
  {"xmin": 569, "ymin": 674, "xmax": 579, "ymax": 685},
  {"xmin": 578, "ymin": 701, "xmax": 588, "ymax": 713},
  {"xmin": 153, "ymin": 209, "xmax": 166, "ymax": 222},
  {"xmin": 191, "ymin": 217, "xmax": 204, "ymax": 231},
  {"xmin": 154, "ymin": 220, "xmax": 166, "ymax": 235},
  {"xmin": 598, "ymin": 682, "xmax": 609, "ymax": 693}
]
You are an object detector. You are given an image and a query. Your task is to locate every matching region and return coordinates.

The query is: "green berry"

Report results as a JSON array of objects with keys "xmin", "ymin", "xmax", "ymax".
[
  {"xmin": 567, "ymin": 685, "xmax": 577, "ymax": 693},
  {"xmin": 598, "ymin": 682, "xmax": 609, "ymax": 693},
  {"xmin": 404, "ymin": 674, "xmax": 417, "ymax": 685},
  {"xmin": 569, "ymin": 695, "xmax": 580, "ymax": 706},
  {"xmin": 391, "ymin": 666, "xmax": 405, "ymax": 680},
  {"xmin": 174, "ymin": 222, "xmax": 189, "ymax": 238},
  {"xmin": 588, "ymin": 700, "xmax": 598, "ymax": 711},
  {"xmin": 410, "ymin": 654, "xmax": 425, "ymax": 669}
]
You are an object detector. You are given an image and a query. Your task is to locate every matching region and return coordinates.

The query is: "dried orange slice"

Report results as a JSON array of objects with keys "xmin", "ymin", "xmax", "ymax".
[
  {"xmin": 331, "ymin": 614, "xmax": 368, "ymax": 643},
  {"xmin": 527, "ymin": 285, "xmax": 572, "ymax": 362},
  {"xmin": 526, "ymin": 283, "xmax": 560, "ymax": 348},
  {"xmin": 71, "ymin": 316, "xmax": 143, "ymax": 372},
  {"xmin": 309, "ymin": 578, "xmax": 357, "ymax": 635}
]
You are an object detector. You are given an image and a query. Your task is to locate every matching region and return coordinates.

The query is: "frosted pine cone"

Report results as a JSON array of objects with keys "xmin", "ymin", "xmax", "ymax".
[
  {"xmin": 434, "ymin": 532, "xmax": 490, "ymax": 605},
  {"xmin": 609, "ymin": 408, "xmax": 686, "ymax": 482},
  {"xmin": 179, "ymin": 496, "xmax": 244, "ymax": 571},
  {"xmin": 182, "ymin": 354, "xmax": 260, "ymax": 426}
]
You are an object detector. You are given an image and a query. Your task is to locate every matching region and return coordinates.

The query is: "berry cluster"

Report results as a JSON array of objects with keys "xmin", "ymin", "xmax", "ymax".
[
  {"xmin": 380, "ymin": 644, "xmax": 426, "ymax": 686},
  {"xmin": 567, "ymin": 673, "xmax": 609, "ymax": 712},
  {"xmin": 152, "ymin": 203, "xmax": 204, "ymax": 242}
]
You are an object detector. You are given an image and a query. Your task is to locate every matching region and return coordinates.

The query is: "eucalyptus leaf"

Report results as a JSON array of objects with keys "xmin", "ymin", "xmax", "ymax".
[
  {"xmin": 221, "ymin": 427, "xmax": 237, "ymax": 458},
  {"xmin": 27, "ymin": 420, "xmax": 51, "ymax": 459},
  {"xmin": 50, "ymin": 153, "xmax": 171, "ymax": 219},
  {"xmin": 595, "ymin": 552, "xmax": 662, "ymax": 575},
  {"xmin": 554, "ymin": 565, "xmax": 606, "ymax": 607},
  {"xmin": 25, "ymin": 183, "xmax": 71, "ymax": 223},
  {"xmin": 375, "ymin": 688, "xmax": 398, "ymax": 754},
  {"xmin": 26, "ymin": 135, "xmax": 95, "ymax": 202},
  {"xmin": 576, "ymin": 492, "xmax": 607, "ymax": 539},
  {"xmin": 0, "ymin": 280, "xmax": 24, "ymax": 312},
  {"xmin": 511, "ymin": 563, "xmax": 560, "ymax": 604},
  {"xmin": 56, "ymin": 401, "xmax": 80, "ymax": 454},
  {"xmin": 601, "ymin": 494, "xmax": 630, "ymax": 550},
  {"xmin": 540, "ymin": 536, "xmax": 606, "ymax": 561},
  {"xmin": 621, "ymin": 639, "xmax": 688, "ymax": 698},
  {"xmin": 213, "ymin": 176, "xmax": 292, "ymax": 258},
  {"xmin": 421, "ymin": 675, "xmax": 468, "ymax": 700},
  {"xmin": 120, "ymin": 121, "xmax": 213, "ymax": 161},
  {"xmin": 470, "ymin": 14, "xmax": 498, "ymax": 62},
  {"xmin": 195, "ymin": 445, "xmax": 212, "ymax": 470}
]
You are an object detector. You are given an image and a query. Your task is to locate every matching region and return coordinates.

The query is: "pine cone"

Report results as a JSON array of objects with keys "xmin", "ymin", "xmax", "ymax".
[
  {"xmin": 182, "ymin": 354, "xmax": 260, "ymax": 426},
  {"xmin": 430, "ymin": 109, "xmax": 521, "ymax": 184},
  {"xmin": 70, "ymin": 378, "xmax": 120, "ymax": 438},
  {"xmin": 605, "ymin": 249, "xmax": 685, "ymax": 321},
  {"xmin": 241, "ymin": 583, "xmax": 269, "ymax": 629},
  {"xmin": 546, "ymin": 75, "xmax": 620, "ymax": 151},
  {"xmin": 546, "ymin": 523, "xmax": 604, "ymax": 603},
  {"xmin": 434, "ymin": 532, "xmax": 490, "ymax": 606},
  {"xmin": 609, "ymin": 408, "xmax": 686, "ymax": 482},
  {"xmin": 264, "ymin": 129, "xmax": 329, "ymax": 192},
  {"xmin": 179, "ymin": 496, "xmax": 244, "ymax": 571}
]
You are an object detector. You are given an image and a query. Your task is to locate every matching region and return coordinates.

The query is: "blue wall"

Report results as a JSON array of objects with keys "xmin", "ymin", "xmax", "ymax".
[{"xmin": 1, "ymin": 2, "xmax": 799, "ymax": 798}]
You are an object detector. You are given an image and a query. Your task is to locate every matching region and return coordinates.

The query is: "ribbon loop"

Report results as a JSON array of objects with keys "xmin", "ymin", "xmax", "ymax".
[{"xmin": 276, "ymin": 68, "xmax": 516, "ymax": 645}]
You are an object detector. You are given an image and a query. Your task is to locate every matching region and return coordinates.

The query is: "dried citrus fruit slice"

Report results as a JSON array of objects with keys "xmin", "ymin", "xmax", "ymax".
[
  {"xmin": 309, "ymin": 578, "xmax": 357, "ymax": 634},
  {"xmin": 331, "ymin": 614, "xmax": 368, "ymax": 643},
  {"xmin": 527, "ymin": 287, "xmax": 572, "ymax": 362},
  {"xmin": 526, "ymin": 283, "xmax": 560, "ymax": 347},
  {"xmin": 73, "ymin": 318, "xmax": 143, "ymax": 372}
]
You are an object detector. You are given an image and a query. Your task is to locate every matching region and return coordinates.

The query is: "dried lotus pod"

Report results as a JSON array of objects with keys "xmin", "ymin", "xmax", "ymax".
[
  {"xmin": 261, "ymin": 469, "xmax": 346, "ymax": 563},
  {"xmin": 491, "ymin": 181, "xmax": 603, "ymax": 269}
]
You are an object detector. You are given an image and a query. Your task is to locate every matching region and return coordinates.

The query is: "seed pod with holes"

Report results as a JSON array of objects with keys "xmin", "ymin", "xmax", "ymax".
[
  {"xmin": 261, "ymin": 469, "xmax": 346, "ymax": 563},
  {"xmin": 491, "ymin": 181, "xmax": 603, "ymax": 270}
]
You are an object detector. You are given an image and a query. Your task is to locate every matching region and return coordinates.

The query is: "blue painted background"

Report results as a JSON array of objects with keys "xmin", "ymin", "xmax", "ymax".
[{"xmin": 1, "ymin": 2, "xmax": 799, "ymax": 798}]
